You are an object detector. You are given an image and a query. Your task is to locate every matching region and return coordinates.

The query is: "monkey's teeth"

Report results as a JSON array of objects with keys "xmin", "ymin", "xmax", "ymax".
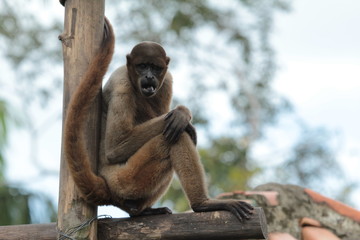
[
  {"xmin": 146, "ymin": 86, "xmax": 154, "ymax": 92},
  {"xmin": 142, "ymin": 85, "xmax": 156, "ymax": 96}
]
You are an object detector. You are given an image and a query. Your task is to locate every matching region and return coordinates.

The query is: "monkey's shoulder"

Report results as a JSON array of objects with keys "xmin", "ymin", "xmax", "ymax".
[
  {"xmin": 163, "ymin": 71, "xmax": 173, "ymax": 85},
  {"xmin": 103, "ymin": 66, "xmax": 132, "ymax": 100}
]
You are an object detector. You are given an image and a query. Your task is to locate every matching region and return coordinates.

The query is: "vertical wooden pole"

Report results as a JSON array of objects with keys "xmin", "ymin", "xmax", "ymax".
[{"xmin": 57, "ymin": 0, "xmax": 105, "ymax": 239}]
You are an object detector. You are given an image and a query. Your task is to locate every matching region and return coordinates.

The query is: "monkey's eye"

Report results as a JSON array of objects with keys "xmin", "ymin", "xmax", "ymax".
[
  {"xmin": 137, "ymin": 63, "xmax": 147, "ymax": 70},
  {"xmin": 151, "ymin": 65, "xmax": 163, "ymax": 73}
]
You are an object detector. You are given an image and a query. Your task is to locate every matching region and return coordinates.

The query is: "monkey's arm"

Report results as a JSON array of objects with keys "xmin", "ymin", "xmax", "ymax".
[
  {"xmin": 171, "ymin": 134, "xmax": 254, "ymax": 222},
  {"xmin": 107, "ymin": 116, "xmax": 168, "ymax": 164},
  {"xmin": 104, "ymin": 92, "xmax": 168, "ymax": 164},
  {"xmin": 106, "ymin": 106, "xmax": 196, "ymax": 164}
]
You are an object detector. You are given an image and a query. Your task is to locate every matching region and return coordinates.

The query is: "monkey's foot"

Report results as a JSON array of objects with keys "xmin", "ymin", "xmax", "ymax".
[{"xmin": 138, "ymin": 207, "xmax": 172, "ymax": 216}]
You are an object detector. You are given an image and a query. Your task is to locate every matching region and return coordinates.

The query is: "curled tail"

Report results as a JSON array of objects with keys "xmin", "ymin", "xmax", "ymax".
[{"xmin": 64, "ymin": 17, "xmax": 114, "ymax": 205}]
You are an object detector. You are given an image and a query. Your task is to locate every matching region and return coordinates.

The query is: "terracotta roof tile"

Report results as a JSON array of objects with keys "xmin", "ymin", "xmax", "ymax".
[
  {"xmin": 302, "ymin": 226, "xmax": 340, "ymax": 240},
  {"xmin": 242, "ymin": 191, "xmax": 279, "ymax": 206},
  {"xmin": 217, "ymin": 191, "xmax": 279, "ymax": 206},
  {"xmin": 305, "ymin": 188, "xmax": 360, "ymax": 223},
  {"xmin": 299, "ymin": 217, "xmax": 321, "ymax": 228},
  {"xmin": 268, "ymin": 232, "xmax": 297, "ymax": 240}
]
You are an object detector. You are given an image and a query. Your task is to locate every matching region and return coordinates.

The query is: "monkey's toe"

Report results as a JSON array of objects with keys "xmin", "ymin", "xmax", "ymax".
[{"xmin": 138, "ymin": 207, "xmax": 172, "ymax": 216}]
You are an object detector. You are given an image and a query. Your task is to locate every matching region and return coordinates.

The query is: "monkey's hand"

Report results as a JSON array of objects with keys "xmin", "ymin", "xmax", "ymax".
[
  {"xmin": 192, "ymin": 199, "xmax": 254, "ymax": 222},
  {"xmin": 164, "ymin": 105, "xmax": 192, "ymax": 145}
]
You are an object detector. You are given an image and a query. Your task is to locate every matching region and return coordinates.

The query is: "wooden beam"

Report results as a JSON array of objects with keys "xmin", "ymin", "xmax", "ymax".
[
  {"xmin": 98, "ymin": 208, "xmax": 267, "ymax": 240},
  {"xmin": 57, "ymin": 0, "xmax": 105, "ymax": 239},
  {"xmin": 0, "ymin": 208, "xmax": 267, "ymax": 240},
  {"xmin": 0, "ymin": 223, "xmax": 56, "ymax": 240}
]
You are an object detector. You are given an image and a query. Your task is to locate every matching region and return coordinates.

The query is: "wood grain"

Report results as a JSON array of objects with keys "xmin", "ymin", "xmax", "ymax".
[
  {"xmin": 0, "ymin": 208, "xmax": 267, "ymax": 240},
  {"xmin": 57, "ymin": 0, "xmax": 105, "ymax": 239}
]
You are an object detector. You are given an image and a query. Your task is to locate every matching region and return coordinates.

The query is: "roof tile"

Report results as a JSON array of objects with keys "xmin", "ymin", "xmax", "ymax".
[
  {"xmin": 269, "ymin": 232, "xmax": 297, "ymax": 240},
  {"xmin": 302, "ymin": 226, "xmax": 340, "ymax": 240},
  {"xmin": 305, "ymin": 188, "xmax": 360, "ymax": 223}
]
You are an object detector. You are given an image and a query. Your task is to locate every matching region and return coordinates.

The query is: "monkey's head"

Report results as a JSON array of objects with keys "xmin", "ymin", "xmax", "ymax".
[{"xmin": 126, "ymin": 42, "xmax": 170, "ymax": 98}]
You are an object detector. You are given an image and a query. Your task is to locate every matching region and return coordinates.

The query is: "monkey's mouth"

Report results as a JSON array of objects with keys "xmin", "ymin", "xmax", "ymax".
[{"xmin": 141, "ymin": 83, "xmax": 157, "ymax": 97}]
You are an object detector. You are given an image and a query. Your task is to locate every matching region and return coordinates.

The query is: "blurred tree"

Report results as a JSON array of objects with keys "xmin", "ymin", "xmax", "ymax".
[
  {"xmin": 0, "ymin": 1, "xmax": 58, "ymax": 225},
  {"xmin": 0, "ymin": 99, "xmax": 56, "ymax": 225},
  {"xmin": 0, "ymin": 100, "xmax": 8, "ymax": 181},
  {"xmin": 274, "ymin": 123, "xmax": 355, "ymax": 204}
]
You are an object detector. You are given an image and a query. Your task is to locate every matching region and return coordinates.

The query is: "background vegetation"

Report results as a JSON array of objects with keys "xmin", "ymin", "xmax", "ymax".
[{"xmin": 0, "ymin": 0, "xmax": 355, "ymax": 224}]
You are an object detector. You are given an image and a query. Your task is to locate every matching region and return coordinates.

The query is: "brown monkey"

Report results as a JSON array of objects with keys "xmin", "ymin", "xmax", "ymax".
[{"xmin": 64, "ymin": 17, "xmax": 254, "ymax": 221}]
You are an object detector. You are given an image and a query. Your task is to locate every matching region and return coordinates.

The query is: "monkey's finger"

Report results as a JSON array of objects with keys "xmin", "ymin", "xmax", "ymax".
[
  {"xmin": 164, "ymin": 111, "xmax": 174, "ymax": 120},
  {"xmin": 239, "ymin": 201, "xmax": 254, "ymax": 211},
  {"xmin": 170, "ymin": 125, "xmax": 187, "ymax": 144},
  {"xmin": 241, "ymin": 205, "xmax": 254, "ymax": 215},
  {"xmin": 237, "ymin": 208, "xmax": 250, "ymax": 220},
  {"xmin": 164, "ymin": 124, "xmax": 179, "ymax": 144},
  {"xmin": 235, "ymin": 202, "xmax": 252, "ymax": 218},
  {"xmin": 168, "ymin": 127, "xmax": 182, "ymax": 144},
  {"xmin": 231, "ymin": 202, "xmax": 252, "ymax": 220},
  {"xmin": 163, "ymin": 117, "xmax": 175, "ymax": 136},
  {"xmin": 236, "ymin": 204, "xmax": 253, "ymax": 217},
  {"xmin": 164, "ymin": 130, "xmax": 174, "ymax": 143},
  {"xmin": 185, "ymin": 125, "xmax": 197, "ymax": 145},
  {"xmin": 228, "ymin": 206, "xmax": 244, "ymax": 222}
]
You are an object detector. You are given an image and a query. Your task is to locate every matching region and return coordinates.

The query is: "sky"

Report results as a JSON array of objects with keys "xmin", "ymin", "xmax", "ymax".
[
  {"xmin": 272, "ymin": 0, "xmax": 360, "ymax": 205},
  {"xmin": 3, "ymin": 0, "xmax": 360, "ymax": 220}
]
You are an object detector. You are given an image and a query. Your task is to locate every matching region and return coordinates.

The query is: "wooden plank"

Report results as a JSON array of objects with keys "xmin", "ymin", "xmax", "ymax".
[
  {"xmin": 98, "ymin": 208, "xmax": 267, "ymax": 240},
  {"xmin": 0, "ymin": 208, "xmax": 267, "ymax": 240},
  {"xmin": 57, "ymin": 0, "xmax": 105, "ymax": 239},
  {"xmin": 0, "ymin": 223, "xmax": 56, "ymax": 240}
]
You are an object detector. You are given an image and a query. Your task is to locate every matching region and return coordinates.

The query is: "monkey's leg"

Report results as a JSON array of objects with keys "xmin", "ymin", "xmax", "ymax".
[
  {"xmin": 102, "ymin": 135, "xmax": 173, "ymax": 216},
  {"xmin": 170, "ymin": 134, "xmax": 254, "ymax": 222}
]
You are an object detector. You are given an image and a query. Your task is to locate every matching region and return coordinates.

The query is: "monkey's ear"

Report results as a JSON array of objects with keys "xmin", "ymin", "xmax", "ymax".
[
  {"xmin": 165, "ymin": 57, "xmax": 170, "ymax": 66},
  {"xmin": 126, "ymin": 54, "xmax": 132, "ymax": 65}
]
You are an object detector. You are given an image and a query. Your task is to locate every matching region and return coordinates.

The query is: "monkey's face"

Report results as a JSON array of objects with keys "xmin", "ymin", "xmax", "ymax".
[
  {"xmin": 134, "ymin": 63, "xmax": 165, "ymax": 97},
  {"xmin": 127, "ymin": 42, "xmax": 170, "ymax": 98}
]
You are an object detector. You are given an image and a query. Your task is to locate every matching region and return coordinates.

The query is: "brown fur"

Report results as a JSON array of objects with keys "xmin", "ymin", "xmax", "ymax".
[
  {"xmin": 64, "ymin": 18, "xmax": 254, "ymax": 220},
  {"xmin": 64, "ymin": 17, "xmax": 114, "ymax": 205}
]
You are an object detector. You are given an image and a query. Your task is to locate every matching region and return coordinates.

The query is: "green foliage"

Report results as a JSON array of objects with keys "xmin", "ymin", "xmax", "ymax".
[
  {"xmin": 0, "ymin": 98, "xmax": 56, "ymax": 225},
  {"xmin": 0, "ymin": 185, "xmax": 57, "ymax": 225},
  {"xmin": 0, "ymin": 1, "xmax": 63, "ymax": 109},
  {"xmin": 0, "ymin": 186, "xmax": 31, "ymax": 225},
  {"xmin": 0, "ymin": 100, "xmax": 7, "ymax": 182},
  {"xmin": 200, "ymin": 137, "xmax": 261, "ymax": 193},
  {"xmin": 284, "ymin": 128, "xmax": 337, "ymax": 185}
]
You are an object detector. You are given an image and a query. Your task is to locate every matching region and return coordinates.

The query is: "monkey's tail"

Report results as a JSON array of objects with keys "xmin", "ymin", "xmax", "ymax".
[{"xmin": 63, "ymin": 17, "xmax": 115, "ymax": 205}]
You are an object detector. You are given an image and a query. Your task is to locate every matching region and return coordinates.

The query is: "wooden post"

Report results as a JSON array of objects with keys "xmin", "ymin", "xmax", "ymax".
[{"xmin": 57, "ymin": 0, "xmax": 105, "ymax": 239}]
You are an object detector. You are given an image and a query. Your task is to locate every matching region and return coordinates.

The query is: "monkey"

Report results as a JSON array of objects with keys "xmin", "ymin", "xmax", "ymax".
[{"xmin": 63, "ymin": 17, "xmax": 254, "ymax": 221}]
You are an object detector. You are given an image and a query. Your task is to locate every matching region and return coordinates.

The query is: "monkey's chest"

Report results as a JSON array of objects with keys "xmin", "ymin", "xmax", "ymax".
[{"xmin": 134, "ymin": 103, "xmax": 164, "ymax": 124}]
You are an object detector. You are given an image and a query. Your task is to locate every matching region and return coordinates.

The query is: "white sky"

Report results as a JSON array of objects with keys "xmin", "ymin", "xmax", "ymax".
[
  {"xmin": 3, "ymin": 0, "xmax": 360, "ymax": 220},
  {"xmin": 272, "ymin": 0, "xmax": 360, "ymax": 205}
]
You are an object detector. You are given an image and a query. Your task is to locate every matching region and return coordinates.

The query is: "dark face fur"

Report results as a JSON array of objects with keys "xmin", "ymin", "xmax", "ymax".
[{"xmin": 126, "ymin": 42, "xmax": 170, "ymax": 97}]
